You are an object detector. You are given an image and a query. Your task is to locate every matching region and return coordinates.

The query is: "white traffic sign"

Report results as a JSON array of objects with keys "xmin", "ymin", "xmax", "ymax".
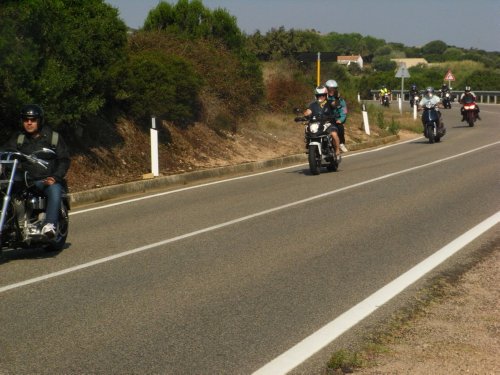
[
  {"xmin": 444, "ymin": 70, "xmax": 456, "ymax": 81},
  {"xmin": 395, "ymin": 65, "xmax": 410, "ymax": 78}
]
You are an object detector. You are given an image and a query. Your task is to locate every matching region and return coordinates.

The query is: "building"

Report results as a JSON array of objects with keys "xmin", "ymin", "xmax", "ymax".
[
  {"xmin": 337, "ymin": 55, "xmax": 363, "ymax": 69},
  {"xmin": 390, "ymin": 58, "xmax": 428, "ymax": 68}
]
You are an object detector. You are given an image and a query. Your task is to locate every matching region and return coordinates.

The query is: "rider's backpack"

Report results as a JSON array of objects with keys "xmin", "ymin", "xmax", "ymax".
[{"xmin": 17, "ymin": 131, "xmax": 59, "ymax": 150}]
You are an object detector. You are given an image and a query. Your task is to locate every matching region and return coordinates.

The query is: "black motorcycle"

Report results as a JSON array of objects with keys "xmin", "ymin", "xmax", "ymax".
[
  {"xmin": 421, "ymin": 103, "xmax": 446, "ymax": 144},
  {"xmin": 0, "ymin": 149, "xmax": 70, "ymax": 254},
  {"xmin": 409, "ymin": 92, "xmax": 420, "ymax": 108},
  {"xmin": 294, "ymin": 115, "xmax": 339, "ymax": 175},
  {"xmin": 440, "ymin": 90, "xmax": 452, "ymax": 109},
  {"xmin": 381, "ymin": 93, "xmax": 390, "ymax": 107}
]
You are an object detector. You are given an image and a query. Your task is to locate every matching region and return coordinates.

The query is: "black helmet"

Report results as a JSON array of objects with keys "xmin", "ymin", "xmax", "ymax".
[
  {"xmin": 20, "ymin": 104, "xmax": 44, "ymax": 128},
  {"xmin": 411, "ymin": 83, "xmax": 417, "ymax": 90}
]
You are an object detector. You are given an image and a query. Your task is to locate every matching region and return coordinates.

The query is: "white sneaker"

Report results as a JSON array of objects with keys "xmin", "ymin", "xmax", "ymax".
[
  {"xmin": 340, "ymin": 143, "xmax": 348, "ymax": 152},
  {"xmin": 42, "ymin": 223, "xmax": 56, "ymax": 238}
]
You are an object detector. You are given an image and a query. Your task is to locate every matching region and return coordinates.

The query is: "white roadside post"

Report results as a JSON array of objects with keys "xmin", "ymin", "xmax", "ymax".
[
  {"xmin": 362, "ymin": 103, "xmax": 370, "ymax": 135},
  {"xmin": 413, "ymin": 101, "xmax": 418, "ymax": 120},
  {"xmin": 150, "ymin": 116, "xmax": 159, "ymax": 177}
]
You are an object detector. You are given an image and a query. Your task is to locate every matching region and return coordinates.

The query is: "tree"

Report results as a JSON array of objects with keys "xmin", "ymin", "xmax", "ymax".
[
  {"xmin": 0, "ymin": 0, "xmax": 128, "ymax": 131},
  {"xmin": 372, "ymin": 56, "xmax": 396, "ymax": 71},
  {"xmin": 422, "ymin": 40, "xmax": 448, "ymax": 55},
  {"xmin": 144, "ymin": 0, "xmax": 244, "ymax": 51}
]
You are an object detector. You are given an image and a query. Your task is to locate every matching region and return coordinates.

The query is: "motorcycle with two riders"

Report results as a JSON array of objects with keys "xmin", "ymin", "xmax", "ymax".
[{"xmin": 294, "ymin": 86, "xmax": 342, "ymax": 175}]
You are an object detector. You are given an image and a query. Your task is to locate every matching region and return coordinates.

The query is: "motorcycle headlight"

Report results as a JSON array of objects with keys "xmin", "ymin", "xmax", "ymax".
[{"xmin": 309, "ymin": 122, "xmax": 320, "ymax": 133}]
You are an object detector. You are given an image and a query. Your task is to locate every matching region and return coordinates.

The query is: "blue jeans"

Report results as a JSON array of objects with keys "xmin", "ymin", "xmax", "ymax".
[{"xmin": 34, "ymin": 181, "xmax": 62, "ymax": 225}]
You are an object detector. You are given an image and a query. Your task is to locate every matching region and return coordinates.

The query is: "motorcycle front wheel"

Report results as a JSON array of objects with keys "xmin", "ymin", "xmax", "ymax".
[
  {"xmin": 45, "ymin": 203, "xmax": 69, "ymax": 252},
  {"xmin": 308, "ymin": 145, "xmax": 321, "ymax": 175},
  {"xmin": 426, "ymin": 125, "xmax": 435, "ymax": 144}
]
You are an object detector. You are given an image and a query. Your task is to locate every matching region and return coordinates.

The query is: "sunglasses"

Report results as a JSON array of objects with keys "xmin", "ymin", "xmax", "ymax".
[{"xmin": 22, "ymin": 117, "xmax": 38, "ymax": 122}]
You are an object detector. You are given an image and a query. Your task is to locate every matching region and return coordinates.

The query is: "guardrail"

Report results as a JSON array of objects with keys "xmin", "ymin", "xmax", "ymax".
[{"xmin": 370, "ymin": 90, "xmax": 500, "ymax": 104}]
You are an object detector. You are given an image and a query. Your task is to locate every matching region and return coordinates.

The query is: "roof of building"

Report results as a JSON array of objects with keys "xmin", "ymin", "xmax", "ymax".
[
  {"xmin": 337, "ymin": 55, "xmax": 362, "ymax": 61},
  {"xmin": 391, "ymin": 58, "xmax": 428, "ymax": 68}
]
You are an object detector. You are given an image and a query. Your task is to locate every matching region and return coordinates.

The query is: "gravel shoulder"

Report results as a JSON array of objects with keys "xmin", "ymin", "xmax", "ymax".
[{"xmin": 347, "ymin": 237, "xmax": 499, "ymax": 375}]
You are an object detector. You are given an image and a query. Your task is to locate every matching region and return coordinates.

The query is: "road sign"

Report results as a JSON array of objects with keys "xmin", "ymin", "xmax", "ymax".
[
  {"xmin": 444, "ymin": 70, "xmax": 456, "ymax": 81},
  {"xmin": 395, "ymin": 64, "xmax": 410, "ymax": 78}
]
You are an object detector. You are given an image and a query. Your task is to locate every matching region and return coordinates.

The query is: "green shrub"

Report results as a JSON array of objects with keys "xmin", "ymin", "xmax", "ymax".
[{"xmin": 115, "ymin": 50, "xmax": 201, "ymax": 127}]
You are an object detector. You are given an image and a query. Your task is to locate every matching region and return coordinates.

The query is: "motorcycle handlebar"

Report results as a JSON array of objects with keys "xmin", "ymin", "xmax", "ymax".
[
  {"xmin": 294, "ymin": 115, "xmax": 337, "ymax": 123},
  {"xmin": 0, "ymin": 151, "xmax": 49, "ymax": 169}
]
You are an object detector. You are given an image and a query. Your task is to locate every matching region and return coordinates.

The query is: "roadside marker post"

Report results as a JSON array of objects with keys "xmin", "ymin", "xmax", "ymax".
[
  {"xmin": 150, "ymin": 116, "xmax": 159, "ymax": 177},
  {"xmin": 361, "ymin": 103, "xmax": 370, "ymax": 135}
]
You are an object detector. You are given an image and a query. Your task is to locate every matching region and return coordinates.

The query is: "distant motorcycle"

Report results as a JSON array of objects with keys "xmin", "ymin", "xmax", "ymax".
[
  {"xmin": 0, "ymin": 149, "xmax": 70, "ymax": 254},
  {"xmin": 294, "ymin": 115, "xmax": 339, "ymax": 175},
  {"xmin": 440, "ymin": 90, "xmax": 452, "ymax": 109},
  {"xmin": 462, "ymin": 96, "xmax": 478, "ymax": 127},
  {"xmin": 410, "ymin": 92, "xmax": 420, "ymax": 108},
  {"xmin": 380, "ymin": 93, "xmax": 391, "ymax": 107},
  {"xmin": 421, "ymin": 102, "xmax": 446, "ymax": 144}
]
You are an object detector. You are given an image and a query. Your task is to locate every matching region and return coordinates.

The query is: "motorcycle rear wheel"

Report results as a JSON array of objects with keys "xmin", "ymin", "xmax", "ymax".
[{"xmin": 308, "ymin": 145, "xmax": 321, "ymax": 175}]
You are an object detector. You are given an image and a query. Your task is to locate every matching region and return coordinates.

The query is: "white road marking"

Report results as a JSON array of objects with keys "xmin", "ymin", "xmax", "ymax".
[
  {"xmin": 252, "ymin": 211, "xmax": 500, "ymax": 375},
  {"xmin": 1, "ymin": 141, "xmax": 498, "ymax": 297}
]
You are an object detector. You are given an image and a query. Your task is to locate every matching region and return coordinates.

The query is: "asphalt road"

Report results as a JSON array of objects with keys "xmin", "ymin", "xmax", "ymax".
[{"xmin": 1, "ymin": 104, "xmax": 499, "ymax": 374}]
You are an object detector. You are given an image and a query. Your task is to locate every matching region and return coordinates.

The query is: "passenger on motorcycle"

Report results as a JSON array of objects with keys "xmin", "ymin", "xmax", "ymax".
[
  {"xmin": 418, "ymin": 87, "xmax": 445, "ymax": 130},
  {"xmin": 459, "ymin": 86, "xmax": 481, "ymax": 121},
  {"xmin": 303, "ymin": 86, "xmax": 341, "ymax": 159},
  {"xmin": 325, "ymin": 79, "xmax": 348, "ymax": 152},
  {"xmin": 3, "ymin": 104, "xmax": 70, "ymax": 238}
]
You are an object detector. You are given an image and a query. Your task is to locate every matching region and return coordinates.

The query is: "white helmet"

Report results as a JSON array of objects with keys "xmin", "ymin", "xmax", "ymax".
[
  {"xmin": 325, "ymin": 79, "xmax": 338, "ymax": 89},
  {"xmin": 314, "ymin": 85, "xmax": 328, "ymax": 96}
]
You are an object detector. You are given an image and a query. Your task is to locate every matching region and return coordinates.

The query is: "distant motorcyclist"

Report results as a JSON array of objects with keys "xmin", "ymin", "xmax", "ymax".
[
  {"xmin": 441, "ymin": 83, "xmax": 450, "ymax": 95},
  {"xmin": 459, "ymin": 86, "xmax": 481, "ymax": 121},
  {"xmin": 3, "ymin": 104, "xmax": 70, "ymax": 238},
  {"xmin": 325, "ymin": 79, "xmax": 348, "ymax": 152},
  {"xmin": 418, "ymin": 87, "xmax": 445, "ymax": 131},
  {"xmin": 379, "ymin": 85, "xmax": 391, "ymax": 104},
  {"xmin": 409, "ymin": 83, "xmax": 419, "ymax": 106},
  {"xmin": 303, "ymin": 86, "xmax": 341, "ymax": 159},
  {"xmin": 410, "ymin": 83, "xmax": 419, "ymax": 97}
]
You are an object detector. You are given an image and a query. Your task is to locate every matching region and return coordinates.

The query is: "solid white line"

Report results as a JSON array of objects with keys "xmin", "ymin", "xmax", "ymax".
[
  {"xmin": 252, "ymin": 211, "xmax": 500, "ymax": 375},
  {"xmin": 1, "ymin": 141, "xmax": 498, "ymax": 294},
  {"xmin": 71, "ymin": 137, "xmax": 421, "ymax": 215}
]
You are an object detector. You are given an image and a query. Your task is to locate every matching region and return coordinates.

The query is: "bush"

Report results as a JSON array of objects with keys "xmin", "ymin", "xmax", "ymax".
[{"xmin": 115, "ymin": 50, "xmax": 201, "ymax": 127}]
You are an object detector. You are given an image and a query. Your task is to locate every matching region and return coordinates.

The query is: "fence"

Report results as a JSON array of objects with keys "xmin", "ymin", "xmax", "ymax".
[{"xmin": 370, "ymin": 90, "xmax": 500, "ymax": 104}]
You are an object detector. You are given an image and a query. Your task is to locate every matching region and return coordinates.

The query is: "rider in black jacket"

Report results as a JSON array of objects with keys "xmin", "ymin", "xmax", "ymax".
[{"xmin": 4, "ymin": 104, "xmax": 70, "ymax": 238}]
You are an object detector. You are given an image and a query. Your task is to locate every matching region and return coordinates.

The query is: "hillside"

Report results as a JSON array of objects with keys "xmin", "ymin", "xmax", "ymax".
[{"xmin": 65, "ymin": 112, "xmax": 394, "ymax": 193}]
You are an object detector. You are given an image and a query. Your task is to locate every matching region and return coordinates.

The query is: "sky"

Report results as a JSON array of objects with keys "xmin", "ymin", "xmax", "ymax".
[{"xmin": 105, "ymin": 0, "xmax": 500, "ymax": 52}]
